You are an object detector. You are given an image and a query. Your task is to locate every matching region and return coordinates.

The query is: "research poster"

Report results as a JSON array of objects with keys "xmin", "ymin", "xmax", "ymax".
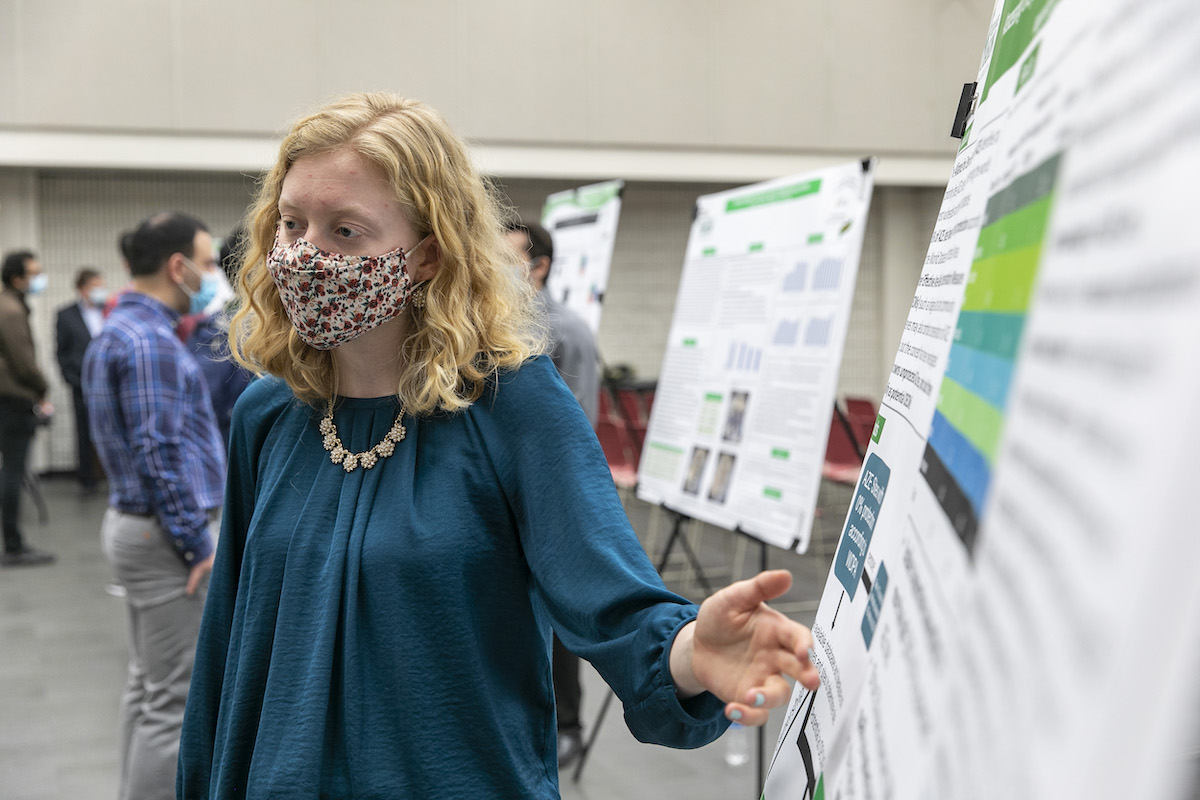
[
  {"xmin": 540, "ymin": 179, "xmax": 624, "ymax": 333},
  {"xmin": 637, "ymin": 162, "xmax": 876, "ymax": 552},
  {"xmin": 764, "ymin": 0, "xmax": 1200, "ymax": 798}
]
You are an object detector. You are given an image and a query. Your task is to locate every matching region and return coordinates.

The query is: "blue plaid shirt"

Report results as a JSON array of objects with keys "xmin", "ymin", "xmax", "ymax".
[{"xmin": 83, "ymin": 292, "xmax": 226, "ymax": 563}]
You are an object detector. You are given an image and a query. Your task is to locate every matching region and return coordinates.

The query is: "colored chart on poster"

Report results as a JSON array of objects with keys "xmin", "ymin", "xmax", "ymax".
[{"xmin": 921, "ymin": 153, "xmax": 1059, "ymax": 552}]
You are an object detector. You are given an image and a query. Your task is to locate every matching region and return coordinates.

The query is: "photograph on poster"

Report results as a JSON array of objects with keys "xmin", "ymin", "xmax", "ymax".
[
  {"xmin": 707, "ymin": 453, "xmax": 737, "ymax": 505},
  {"xmin": 721, "ymin": 390, "xmax": 750, "ymax": 443},
  {"xmin": 681, "ymin": 446, "xmax": 710, "ymax": 495}
]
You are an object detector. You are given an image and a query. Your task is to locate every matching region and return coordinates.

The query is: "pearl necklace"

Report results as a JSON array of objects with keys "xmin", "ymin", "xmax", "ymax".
[{"xmin": 319, "ymin": 404, "xmax": 407, "ymax": 472}]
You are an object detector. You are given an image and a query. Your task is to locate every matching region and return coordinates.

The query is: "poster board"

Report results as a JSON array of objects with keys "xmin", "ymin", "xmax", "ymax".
[
  {"xmin": 540, "ymin": 179, "xmax": 624, "ymax": 334},
  {"xmin": 636, "ymin": 162, "xmax": 876, "ymax": 551},
  {"xmin": 764, "ymin": 0, "xmax": 1200, "ymax": 798}
]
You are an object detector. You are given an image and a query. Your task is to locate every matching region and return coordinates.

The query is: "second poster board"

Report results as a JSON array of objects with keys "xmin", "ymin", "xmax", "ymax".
[
  {"xmin": 637, "ymin": 162, "xmax": 876, "ymax": 552},
  {"xmin": 540, "ymin": 179, "xmax": 624, "ymax": 335}
]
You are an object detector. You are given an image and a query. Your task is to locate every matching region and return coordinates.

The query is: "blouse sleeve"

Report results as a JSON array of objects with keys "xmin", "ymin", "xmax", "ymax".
[
  {"xmin": 479, "ymin": 356, "xmax": 729, "ymax": 748},
  {"xmin": 177, "ymin": 377, "xmax": 275, "ymax": 797}
]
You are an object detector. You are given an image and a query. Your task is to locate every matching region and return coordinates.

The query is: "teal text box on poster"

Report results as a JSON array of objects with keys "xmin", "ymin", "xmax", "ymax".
[
  {"xmin": 860, "ymin": 562, "xmax": 890, "ymax": 649},
  {"xmin": 834, "ymin": 453, "xmax": 891, "ymax": 600}
]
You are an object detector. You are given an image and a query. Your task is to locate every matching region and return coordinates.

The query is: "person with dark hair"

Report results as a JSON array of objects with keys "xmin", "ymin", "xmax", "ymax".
[
  {"xmin": 506, "ymin": 220, "xmax": 600, "ymax": 425},
  {"xmin": 105, "ymin": 230, "xmax": 137, "ymax": 318},
  {"xmin": 505, "ymin": 219, "xmax": 600, "ymax": 766},
  {"xmin": 83, "ymin": 212, "xmax": 226, "ymax": 800},
  {"xmin": 55, "ymin": 267, "xmax": 108, "ymax": 493},
  {"xmin": 0, "ymin": 249, "xmax": 55, "ymax": 567},
  {"xmin": 186, "ymin": 224, "xmax": 254, "ymax": 449}
]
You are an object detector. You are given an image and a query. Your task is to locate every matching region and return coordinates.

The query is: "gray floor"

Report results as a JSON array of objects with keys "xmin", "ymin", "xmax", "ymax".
[{"xmin": 0, "ymin": 476, "xmax": 847, "ymax": 800}]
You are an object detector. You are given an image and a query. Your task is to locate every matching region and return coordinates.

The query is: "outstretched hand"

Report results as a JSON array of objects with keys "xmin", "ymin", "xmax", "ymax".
[{"xmin": 669, "ymin": 569, "xmax": 820, "ymax": 726}]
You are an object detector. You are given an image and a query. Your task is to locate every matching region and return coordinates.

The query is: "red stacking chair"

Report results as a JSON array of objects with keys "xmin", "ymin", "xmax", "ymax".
[
  {"xmin": 597, "ymin": 383, "xmax": 615, "ymax": 420},
  {"xmin": 844, "ymin": 396, "xmax": 878, "ymax": 456},
  {"xmin": 616, "ymin": 387, "xmax": 647, "ymax": 451},
  {"xmin": 616, "ymin": 388, "xmax": 644, "ymax": 425},
  {"xmin": 596, "ymin": 416, "xmax": 639, "ymax": 488},
  {"xmin": 822, "ymin": 405, "xmax": 863, "ymax": 485}
]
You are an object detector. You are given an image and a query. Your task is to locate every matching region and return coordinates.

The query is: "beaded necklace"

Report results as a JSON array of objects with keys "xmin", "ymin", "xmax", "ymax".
[{"xmin": 319, "ymin": 404, "xmax": 407, "ymax": 472}]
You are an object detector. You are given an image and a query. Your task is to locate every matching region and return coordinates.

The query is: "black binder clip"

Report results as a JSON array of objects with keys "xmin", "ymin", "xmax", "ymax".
[{"xmin": 950, "ymin": 82, "xmax": 978, "ymax": 140}]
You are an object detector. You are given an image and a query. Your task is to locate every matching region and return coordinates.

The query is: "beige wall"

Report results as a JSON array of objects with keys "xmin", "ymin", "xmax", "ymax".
[
  {"xmin": 0, "ymin": 0, "xmax": 991, "ymax": 158},
  {"xmin": 0, "ymin": 1, "xmax": 974, "ymax": 471}
]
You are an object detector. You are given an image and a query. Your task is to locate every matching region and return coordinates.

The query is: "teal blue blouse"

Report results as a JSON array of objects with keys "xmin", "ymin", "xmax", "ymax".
[{"xmin": 178, "ymin": 356, "xmax": 727, "ymax": 799}]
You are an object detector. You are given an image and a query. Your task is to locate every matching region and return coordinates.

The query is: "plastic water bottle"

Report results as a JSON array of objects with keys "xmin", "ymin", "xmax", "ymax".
[{"xmin": 724, "ymin": 722, "xmax": 750, "ymax": 767}]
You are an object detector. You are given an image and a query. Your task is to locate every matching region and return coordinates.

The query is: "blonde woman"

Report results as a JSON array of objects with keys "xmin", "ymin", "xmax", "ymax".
[{"xmin": 178, "ymin": 92, "xmax": 819, "ymax": 799}]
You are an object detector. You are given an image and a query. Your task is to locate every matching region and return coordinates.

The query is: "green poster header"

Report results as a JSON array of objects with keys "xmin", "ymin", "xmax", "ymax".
[
  {"xmin": 981, "ymin": 0, "xmax": 1060, "ymax": 102},
  {"xmin": 541, "ymin": 180, "xmax": 624, "ymax": 216},
  {"xmin": 725, "ymin": 180, "xmax": 821, "ymax": 213}
]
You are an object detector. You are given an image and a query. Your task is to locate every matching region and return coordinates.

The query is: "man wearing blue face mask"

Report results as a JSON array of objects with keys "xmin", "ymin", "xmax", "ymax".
[
  {"xmin": 0, "ymin": 250, "xmax": 55, "ymax": 567},
  {"xmin": 83, "ymin": 211, "xmax": 226, "ymax": 800}
]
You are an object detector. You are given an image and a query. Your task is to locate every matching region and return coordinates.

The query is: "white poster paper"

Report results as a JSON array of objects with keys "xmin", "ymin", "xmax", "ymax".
[
  {"xmin": 637, "ymin": 162, "xmax": 876, "ymax": 551},
  {"xmin": 540, "ymin": 179, "xmax": 624, "ymax": 334},
  {"xmin": 764, "ymin": 1, "xmax": 1200, "ymax": 798}
]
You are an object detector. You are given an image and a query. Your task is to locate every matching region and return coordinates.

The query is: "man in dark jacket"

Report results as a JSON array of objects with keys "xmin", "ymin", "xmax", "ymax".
[
  {"xmin": 0, "ymin": 250, "xmax": 55, "ymax": 566},
  {"xmin": 56, "ymin": 267, "xmax": 107, "ymax": 493}
]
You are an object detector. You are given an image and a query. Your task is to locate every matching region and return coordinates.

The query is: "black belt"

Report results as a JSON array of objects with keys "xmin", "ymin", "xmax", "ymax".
[{"xmin": 112, "ymin": 507, "xmax": 154, "ymax": 519}]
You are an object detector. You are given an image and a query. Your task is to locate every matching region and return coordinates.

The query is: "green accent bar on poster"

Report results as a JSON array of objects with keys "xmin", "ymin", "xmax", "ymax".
[
  {"xmin": 771, "ymin": 448, "xmax": 790, "ymax": 460},
  {"xmin": 937, "ymin": 376, "xmax": 1004, "ymax": 464},
  {"xmin": 807, "ymin": 233, "xmax": 824, "ymax": 244},
  {"xmin": 702, "ymin": 247, "xmax": 717, "ymax": 257},
  {"xmin": 983, "ymin": 154, "xmax": 1060, "ymax": 224},
  {"xmin": 763, "ymin": 487, "xmax": 783, "ymax": 500},
  {"xmin": 961, "ymin": 245, "xmax": 1041, "ymax": 313},
  {"xmin": 954, "ymin": 311, "xmax": 1025, "ymax": 360},
  {"xmin": 974, "ymin": 194, "xmax": 1053, "ymax": 261},
  {"xmin": 725, "ymin": 180, "xmax": 821, "ymax": 212},
  {"xmin": 575, "ymin": 183, "xmax": 622, "ymax": 209},
  {"xmin": 871, "ymin": 415, "xmax": 886, "ymax": 443},
  {"xmin": 541, "ymin": 180, "xmax": 623, "ymax": 215},
  {"xmin": 1017, "ymin": 42, "xmax": 1040, "ymax": 94},
  {"xmin": 981, "ymin": 0, "xmax": 1061, "ymax": 102},
  {"xmin": 749, "ymin": 242, "xmax": 765, "ymax": 252},
  {"xmin": 649, "ymin": 442, "xmax": 685, "ymax": 454},
  {"xmin": 705, "ymin": 392, "xmax": 723, "ymax": 402}
]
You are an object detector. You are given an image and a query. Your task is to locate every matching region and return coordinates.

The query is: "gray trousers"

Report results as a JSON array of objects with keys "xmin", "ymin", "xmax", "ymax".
[{"xmin": 101, "ymin": 508, "xmax": 218, "ymax": 800}]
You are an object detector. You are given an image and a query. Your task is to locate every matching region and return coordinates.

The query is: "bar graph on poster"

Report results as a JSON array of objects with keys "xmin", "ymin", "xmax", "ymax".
[
  {"xmin": 763, "ymin": 0, "xmax": 1200, "ymax": 798},
  {"xmin": 540, "ymin": 179, "xmax": 624, "ymax": 334},
  {"xmin": 637, "ymin": 161, "xmax": 875, "ymax": 552}
]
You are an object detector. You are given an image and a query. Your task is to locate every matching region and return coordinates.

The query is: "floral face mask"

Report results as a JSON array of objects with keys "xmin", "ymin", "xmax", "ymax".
[{"xmin": 266, "ymin": 233, "xmax": 426, "ymax": 350}]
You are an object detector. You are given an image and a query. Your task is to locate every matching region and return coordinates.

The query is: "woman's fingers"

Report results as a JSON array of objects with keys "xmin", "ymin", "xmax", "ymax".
[
  {"xmin": 744, "ymin": 674, "xmax": 794, "ymax": 709},
  {"xmin": 741, "ymin": 569, "xmax": 793, "ymax": 607},
  {"xmin": 708, "ymin": 570, "xmax": 794, "ymax": 620},
  {"xmin": 725, "ymin": 673, "xmax": 798, "ymax": 725}
]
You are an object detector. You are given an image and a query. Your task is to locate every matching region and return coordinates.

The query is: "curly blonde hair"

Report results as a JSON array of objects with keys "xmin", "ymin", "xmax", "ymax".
[{"xmin": 229, "ymin": 92, "xmax": 546, "ymax": 413}]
